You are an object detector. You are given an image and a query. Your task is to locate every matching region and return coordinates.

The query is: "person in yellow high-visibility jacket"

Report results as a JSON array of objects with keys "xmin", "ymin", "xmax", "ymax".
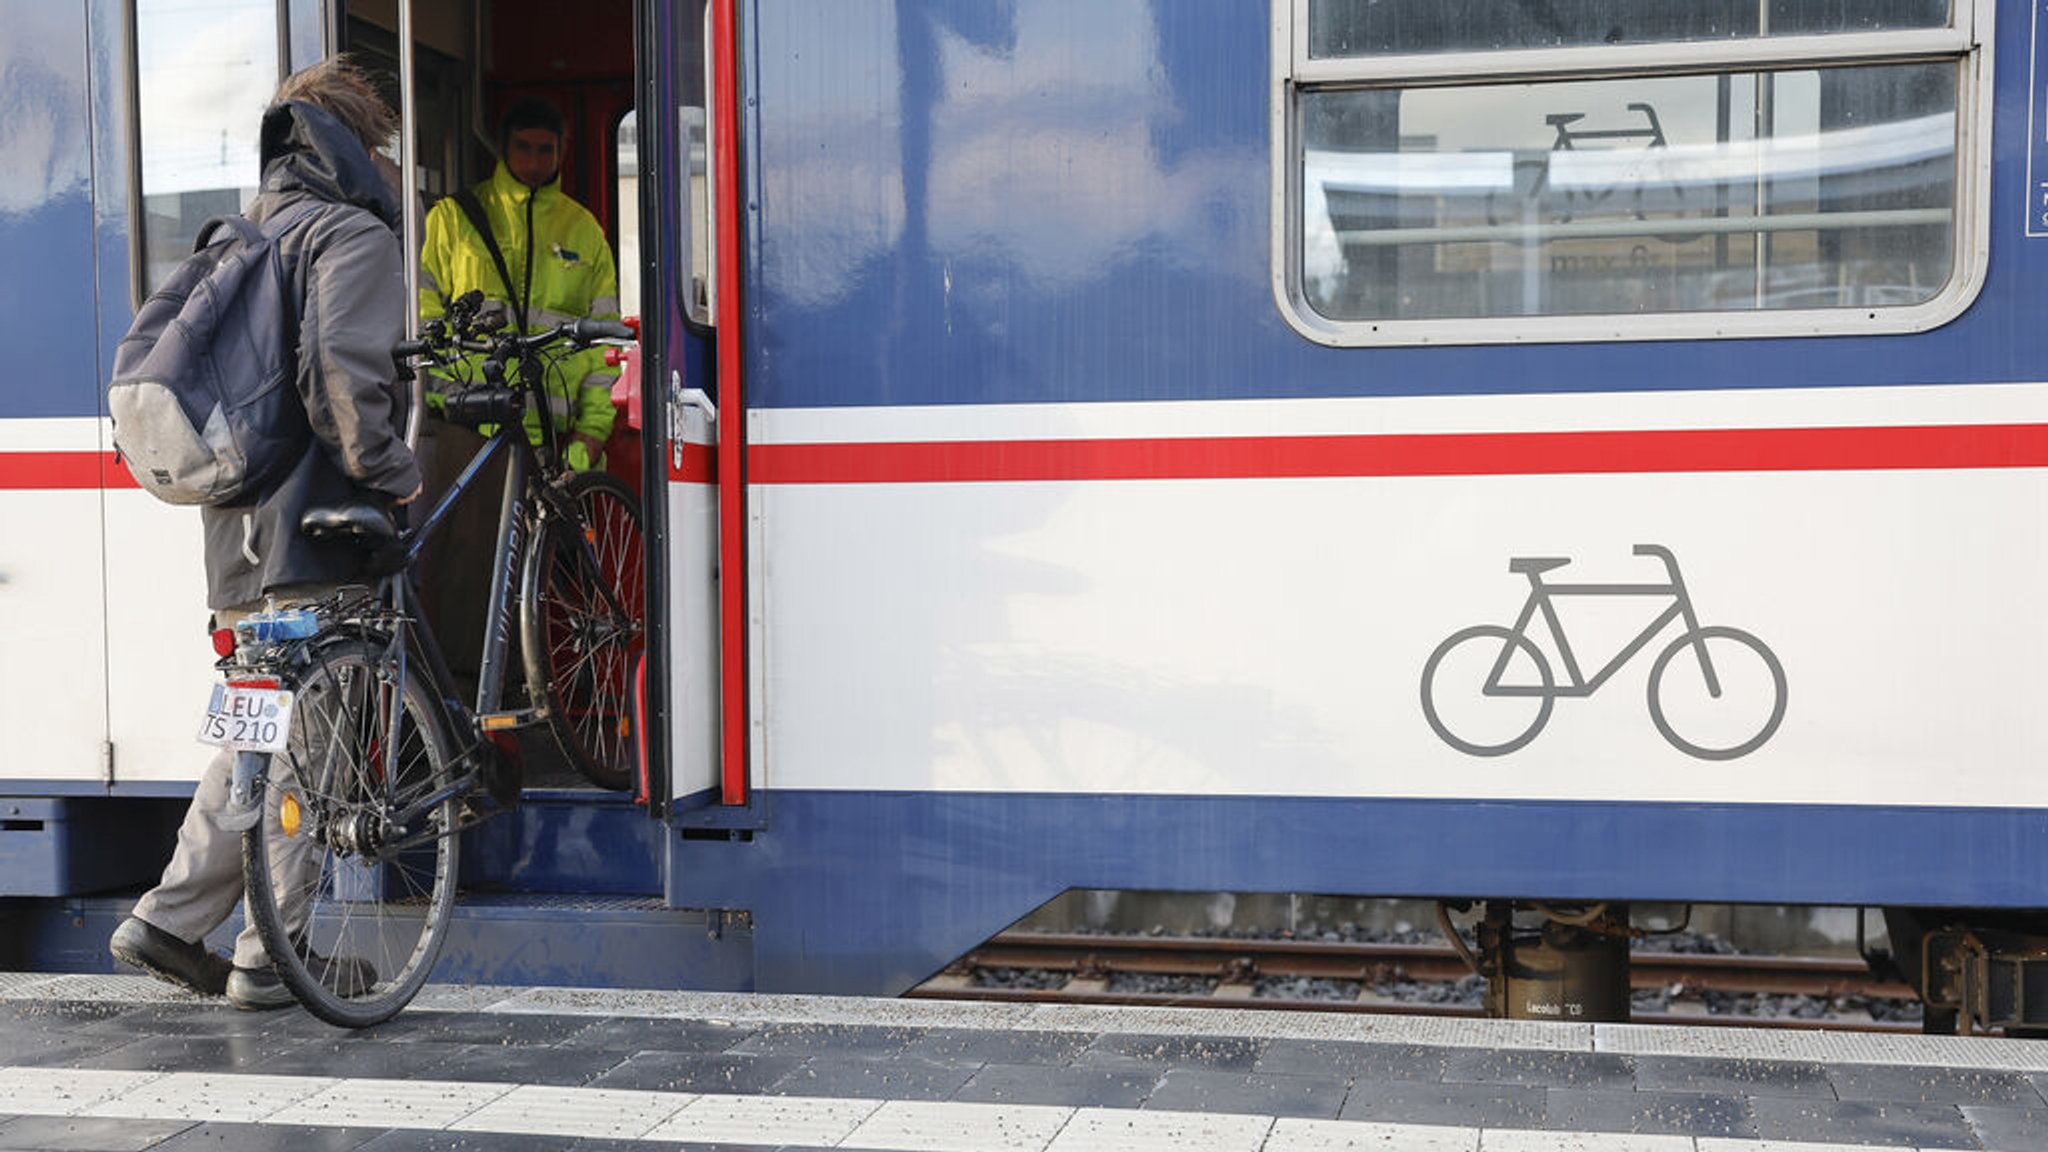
[{"xmin": 420, "ymin": 99, "xmax": 619, "ymax": 471}]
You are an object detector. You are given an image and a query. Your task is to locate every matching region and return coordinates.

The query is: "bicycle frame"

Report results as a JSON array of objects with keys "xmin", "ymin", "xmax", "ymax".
[
  {"xmin": 1487, "ymin": 546, "xmax": 1720, "ymax": 699},
  {"xmin": 400, "ymin": 427, "xmax": 527, "ymax": 723}
]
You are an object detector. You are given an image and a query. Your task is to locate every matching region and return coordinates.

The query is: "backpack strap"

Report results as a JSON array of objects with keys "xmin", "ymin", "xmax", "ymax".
[
  {"xmin": 451, "ymin": 187, "xmax": 527, "ymax": 330},
  {"xmin": 194, "ymin": 199, "xmax": 323, "ymax": 252},
  {"xmin": 188, "ymin": 201, "xmax": 327, "ymax": 400}
]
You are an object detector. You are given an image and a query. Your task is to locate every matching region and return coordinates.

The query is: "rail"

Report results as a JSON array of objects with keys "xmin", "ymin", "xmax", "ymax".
[{"xmin": 907, "ymin": 931, "xmax": 1921, "ymax": 1033}]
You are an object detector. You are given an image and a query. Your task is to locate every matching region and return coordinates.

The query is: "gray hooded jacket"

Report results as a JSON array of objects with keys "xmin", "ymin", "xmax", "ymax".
[{"xmin": 201, "ymin": 100, "xmax": 421, "ymax": 610}]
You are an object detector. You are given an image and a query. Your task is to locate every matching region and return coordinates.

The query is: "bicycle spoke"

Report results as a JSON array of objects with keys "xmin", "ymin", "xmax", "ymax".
[{"xmin": 523, "ymin": 472, "xmax": 645, "ymax": 789}]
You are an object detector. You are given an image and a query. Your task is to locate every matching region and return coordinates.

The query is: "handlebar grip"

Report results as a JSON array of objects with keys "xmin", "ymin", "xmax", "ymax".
[
  {"xmin": 392, "ymin": 339, "xmax": 429, "ymax": 361},
  {"xmin": 570, "ymin": 319, "xmax": 637, "ymax": 342}
]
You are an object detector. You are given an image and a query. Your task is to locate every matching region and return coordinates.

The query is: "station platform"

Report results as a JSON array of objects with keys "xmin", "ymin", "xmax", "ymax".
[{"xmin": 2, "ymin": 974, "xmax": 2046, "ymax": 1151}]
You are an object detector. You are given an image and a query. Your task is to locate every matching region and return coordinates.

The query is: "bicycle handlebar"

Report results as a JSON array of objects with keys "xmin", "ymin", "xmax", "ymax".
[
  {"xmin": 569, "ymin": 318, "xmax": 636, "ymax": 343},
  {"xmin": 392, "ymin": 289, "xmax": 634, "ymax": 370}
]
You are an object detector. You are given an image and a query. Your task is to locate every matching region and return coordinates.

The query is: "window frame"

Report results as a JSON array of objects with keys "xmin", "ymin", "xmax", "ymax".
[{"xmin": 1269, "ymin": 0, "xmax": 1995, "ymax": 347}]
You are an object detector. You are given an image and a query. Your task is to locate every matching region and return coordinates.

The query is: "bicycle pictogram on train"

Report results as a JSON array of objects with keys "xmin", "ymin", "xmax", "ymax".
[{"xmin": 1420, "ymin": 545, "xmax": 1787, "ymax": 761}]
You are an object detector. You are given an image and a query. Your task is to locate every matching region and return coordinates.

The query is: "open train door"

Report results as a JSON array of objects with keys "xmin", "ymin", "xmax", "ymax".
[{"xmin": 637, "ymin": 0, "xmax": 723, "ymax": 819}]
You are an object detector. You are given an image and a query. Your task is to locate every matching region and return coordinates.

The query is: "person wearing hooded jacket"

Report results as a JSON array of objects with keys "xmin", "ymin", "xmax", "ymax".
[{"xmin": 108, "ymin": 57, "xmax": 421, "ymax": 1011}]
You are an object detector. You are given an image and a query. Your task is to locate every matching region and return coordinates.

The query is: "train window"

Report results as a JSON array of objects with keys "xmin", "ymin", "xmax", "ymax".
[
  {"xmin": 131, "ymin": 0, "xmax": 282, "ymax": 294},
  {"xmin": 1306, "ymin": 0, "xmax": 1955, "ymax": 59},
  {"xmin": 617, "ymin": 111, "xmax": 641, "ymax": 319},
  {"xmin": 1276, "ymin": 0, "xmax": 1984, "ymax": 345},
  {"xmin": 680, "ymin": 1, "xmax": 714, "ymax": 325}
]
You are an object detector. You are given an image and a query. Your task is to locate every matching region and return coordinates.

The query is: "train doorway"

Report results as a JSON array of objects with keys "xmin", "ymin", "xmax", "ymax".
[{"xmin": 342, "ymin": 0, "xmax": 661, "ymax": 894}]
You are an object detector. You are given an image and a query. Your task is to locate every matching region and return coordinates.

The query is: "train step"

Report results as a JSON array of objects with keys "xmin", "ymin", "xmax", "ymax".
[{"xmin": 1, "ymin": 892, "xmax": 754, "ymax": 993}]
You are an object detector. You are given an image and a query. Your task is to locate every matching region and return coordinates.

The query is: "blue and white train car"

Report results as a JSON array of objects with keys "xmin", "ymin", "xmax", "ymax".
[{"xmin": 4, "ymin": 0, "xmax": 2045, "ymax": 1023}]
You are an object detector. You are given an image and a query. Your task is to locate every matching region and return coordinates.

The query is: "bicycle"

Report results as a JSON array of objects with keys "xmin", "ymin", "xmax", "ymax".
[
  {"xmin": 194, "ymin": 295, "xmax": 642, "ymax": 1026},
  {"xmin": 1419, "ymin": 545, "xmax": 1785, "ymax": 761}
]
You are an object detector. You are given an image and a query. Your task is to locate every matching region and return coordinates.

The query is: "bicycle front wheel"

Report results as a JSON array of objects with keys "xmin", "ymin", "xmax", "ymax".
[
  {"xmin": 242, "ymin": 638, "xmax": 460, "ymax": 1027},
  {"xmin": 521, "ymin": 469, "xmax": 645, "ymax": 790}
]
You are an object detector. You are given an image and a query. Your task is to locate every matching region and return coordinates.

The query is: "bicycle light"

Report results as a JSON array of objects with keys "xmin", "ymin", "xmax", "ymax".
[{"xmin": 211, "ymin": 628, "xmax": 236, "ymax": 658}]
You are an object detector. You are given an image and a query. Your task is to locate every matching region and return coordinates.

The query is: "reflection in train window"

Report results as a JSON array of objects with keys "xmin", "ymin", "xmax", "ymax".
[
  {"xmin": 1301, "ymin": 64, "xmax": 1957, "ymax": 323},
  {"xmin": 1306, "ymin": 0, "xmax": 1956, "ymax": 59},
  {"xmin": 132, "ymin": 0, "xmax": 280, "ymax": 293}
]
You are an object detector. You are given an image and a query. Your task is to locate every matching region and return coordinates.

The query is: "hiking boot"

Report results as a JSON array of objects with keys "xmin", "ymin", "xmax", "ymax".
[
  {"xmin": 226, "ymin": 948, "xmax": 378, "ymax": 1011},
  {"xmin": 108, "ymin": 917, "xmax": 230, "ymax": 997},
  {"xmin": 225, "ymin": 966, "xmax": 294, "ymax": 1011}
]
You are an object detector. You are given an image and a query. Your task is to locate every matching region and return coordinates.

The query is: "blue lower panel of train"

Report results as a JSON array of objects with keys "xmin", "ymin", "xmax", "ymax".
[{"xmin": 673, "ymin": 791, "xmax": 2048, "ymax": 996}]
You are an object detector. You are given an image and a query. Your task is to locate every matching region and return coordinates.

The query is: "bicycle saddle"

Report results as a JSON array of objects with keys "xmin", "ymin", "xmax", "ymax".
[
  {"xmin": 1508, "ymin": 557, "xmax": 1571, "ymax": 575},
  {"xmin": 301, "ymin": 501, "xmax": 399, "ymax": 549}
]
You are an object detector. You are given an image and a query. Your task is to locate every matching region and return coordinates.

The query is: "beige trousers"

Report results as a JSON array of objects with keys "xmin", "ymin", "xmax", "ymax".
[{"xmin": 131, "ymin": 591, "xmax": 333, "ymax": 969}]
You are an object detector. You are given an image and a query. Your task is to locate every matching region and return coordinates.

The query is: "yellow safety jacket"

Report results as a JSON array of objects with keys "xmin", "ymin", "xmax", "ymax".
[{"xmin": 420, "ymin": 162, "xmax": 620, "ymax": 467}]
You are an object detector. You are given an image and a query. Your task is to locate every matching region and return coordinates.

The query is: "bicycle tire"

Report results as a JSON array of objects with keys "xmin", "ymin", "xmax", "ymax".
[
  {"xmin": 1421, "ymin": 624, "xmax": 1556, "ymax": 757},
  {"xmin": 241, "ymin": 637, "xmax": 460, "ymax": 1027},
  {"xmin": 520, "ymin": 469, "xmax": 645, "ymax": 790},
  {"xmin": 1646, "ymin": 625, "xmax": 1786, "ymax": 761}
]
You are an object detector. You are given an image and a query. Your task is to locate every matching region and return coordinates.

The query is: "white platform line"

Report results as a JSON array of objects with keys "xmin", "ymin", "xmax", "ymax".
[
  {"xmin": 1476, "ymin": 1131, "xmax": 1693, "ymax": 1150},
  {"xmin": 15, "ymin": 974, "xmax": 2048, "ymax": 1073},
  {"xmin": 0, "ymin": 1064, "xmax": 1970, "ymax": 1152},
  {"xmin": 0, "ymin": 1067, "xmax": 163, "ymax": 1115},
  {"xmin": 262, "ymin": 1077, "xmax": 516, "ymax": 1129},
  {"xmin": 445, "ymin": 1084, "xmax": 696, "ymax": 1139},
  {"xmin": 79, "ymin": 1071, "xmax": 337, "ymax": 1123},
  {"xmin": 1268, "ymin": 1118, "xmax": 1482, "ymax": 1150}
]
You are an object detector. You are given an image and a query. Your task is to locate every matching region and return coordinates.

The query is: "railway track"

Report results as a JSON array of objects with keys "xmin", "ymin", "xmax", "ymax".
[{"xmin": 908, "ymin": 931, "xmax": 1922, "ymax": 1033}]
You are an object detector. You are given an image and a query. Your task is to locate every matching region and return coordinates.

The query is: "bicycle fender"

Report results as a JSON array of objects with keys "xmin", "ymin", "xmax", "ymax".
[{"xmin": 215, "ymin": 750, "xmax": 267, "ymax": 832}]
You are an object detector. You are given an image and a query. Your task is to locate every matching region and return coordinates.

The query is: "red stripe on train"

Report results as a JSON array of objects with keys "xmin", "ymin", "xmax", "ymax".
[
  {"xmin": 12, "ymin": 424, "xmax": 2048, "ymax": 490},
  {"xmin": 749, "ymin": 424, "xmax": 2048, "ymax": 484},
  {"xmin": 666, "ymin": 441, "xmax": 717, "ymax": 484},
  {"xmin": 0, "ymin": 452, "xmax": 135, "ymax": 490}
]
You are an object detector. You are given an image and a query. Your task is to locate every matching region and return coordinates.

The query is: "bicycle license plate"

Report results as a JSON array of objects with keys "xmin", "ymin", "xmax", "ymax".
[{"xmin": 197, "ymin": 684, "xmax": 294, "ymax": 754}]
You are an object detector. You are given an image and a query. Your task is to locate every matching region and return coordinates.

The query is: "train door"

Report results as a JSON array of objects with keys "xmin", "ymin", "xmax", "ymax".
[{"xmin": 651, "ymin": 0, "xmax": 722, "ymax": 815}]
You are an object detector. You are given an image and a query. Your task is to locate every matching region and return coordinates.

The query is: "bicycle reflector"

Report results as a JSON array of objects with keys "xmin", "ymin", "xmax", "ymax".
[
  {"xmin": 279, "ymin": 791, "xmax": 302, "ymax": 839},
  {"xmin": 211, "ymin": 629, "xmax": 236, "ymax": 658}
]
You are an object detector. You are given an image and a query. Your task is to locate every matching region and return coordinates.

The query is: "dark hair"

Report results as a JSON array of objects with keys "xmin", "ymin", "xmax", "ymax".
[
  {"xmin": 499, "ymin": 98, "xmax": 566, "ymax": 152},
  {"xmin": 272, "ymin": 56, "xmax": 397, "ymax": 155}
]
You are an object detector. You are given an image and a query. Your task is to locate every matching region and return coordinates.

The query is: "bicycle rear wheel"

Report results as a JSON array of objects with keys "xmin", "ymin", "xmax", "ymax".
[
  {"xmin": 521, "ymin": 469, "xmax": 645, "ymax": 790},
  {"xmin": 242, "ymin": 637, "xmax": 460, "ymax": 1027}
]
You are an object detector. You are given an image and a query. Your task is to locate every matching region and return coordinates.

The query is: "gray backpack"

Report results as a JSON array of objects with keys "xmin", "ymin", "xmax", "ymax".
[{"xmin": 108, "ymin": 202, "xmax": 318, "ymax": 505}]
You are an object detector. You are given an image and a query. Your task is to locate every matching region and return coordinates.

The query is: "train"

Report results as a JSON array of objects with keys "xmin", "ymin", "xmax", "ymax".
[{"xmin": 4, "ymin": 0, "xmax": 2046, "ymax": 1030}]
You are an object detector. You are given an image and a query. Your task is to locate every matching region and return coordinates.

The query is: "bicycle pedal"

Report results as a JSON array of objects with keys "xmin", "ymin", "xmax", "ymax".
[
  {"xmin": 477, "ymin": 709, "xmax": 543, "ymax": 731},
  {"xmin": 428, "ymin": 799, "xmax": 496, "ymax": 833}
]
